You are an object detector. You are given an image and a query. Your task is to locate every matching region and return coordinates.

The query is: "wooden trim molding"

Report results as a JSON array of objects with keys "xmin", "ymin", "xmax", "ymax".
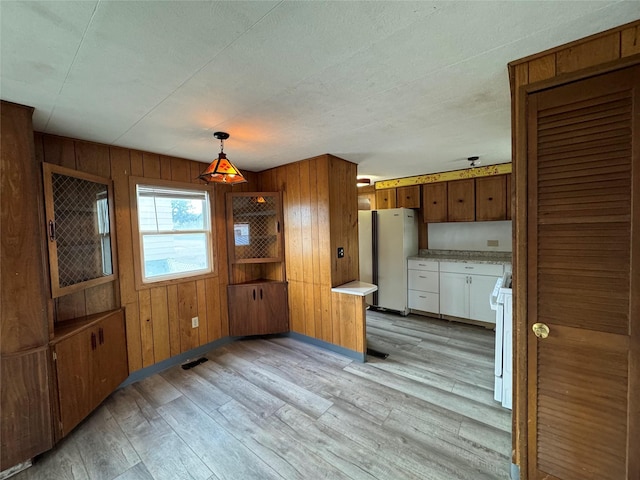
[{"xmin": 375, "ymin": 163, "xmax": 512, "ymax": 189}]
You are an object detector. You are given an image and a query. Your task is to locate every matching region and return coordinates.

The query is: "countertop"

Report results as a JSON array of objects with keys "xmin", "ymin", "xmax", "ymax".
[
  {"xmin": 331, "ymin": 281, "xmax": 378, "ymax": 296},
  {"xmin": 409, "ymin": 249, "xmax": 512, "ymax": 265}
]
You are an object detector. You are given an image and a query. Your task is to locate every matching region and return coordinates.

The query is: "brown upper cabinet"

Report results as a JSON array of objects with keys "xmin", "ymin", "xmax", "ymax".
[
  {"xmin": 375, "ymin": 188, "xmax": 396, "ymax": 209},
  {"xmin": 396, "ymin": 185, "xmax": 421, "ymax": 209},
  {"xmin": 505, "ymin": 174, "xmax": 512, "ymax": 220},
  {"xmin": 475, "ymin": 175, "xmax": 507, "ymax": 221},
  {"xmin": 43, "ymin": 163, "xmax": 117, "ymax": 298},
  {"xmin": 422, "ymin": 182, "xmax": 448, "ymax": 222},
  {"xmin": 447, "ymin": 179, "xmax": 475, "ymax": 222}
]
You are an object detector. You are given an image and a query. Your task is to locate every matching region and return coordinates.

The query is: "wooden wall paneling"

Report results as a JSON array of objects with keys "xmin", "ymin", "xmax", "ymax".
[
  {"xmin": 130, "ymin": 151, "xmax": 144, "ymax": 177},
  {"xmin": 177, "ymin": 282, "xmax": 198, "ymax": 352},
  {"xmin": 160, "ymin": 155, "xmax": 172, "ymax": 180},
  {"xmin": 622, "ymin": 25, "xmax": 640, "ymax": 57},
  {"xmin": 142, "ymin": 152, "xmax": 161, "ymax": 179},
  {"xmin": 85, "ymin": 282, "xmax": 116, "ymax": 315},
  {"xmin": 204, "ymin": 276, "xmax": 221, "ymax": 342},
  {"xmin": 214, "ymin": 184, "xmax": 230, "ymax": 338},
  {"xmin": 506, "ymin": 173, "xmax": 512, "ymax": 220},
  {"xmin": 166, "ymin": 284, "xmax": 181, "ymax": 357},
  {"xmin": 286, "ymin": 162, "xmax": 303, "ymax": 283},
  {"xmin": 527, "ymin": 54, "xmax": 556, "ymax": 83},
  {"xmin": 150, "ymin": 287, "xmax": 170, "ymax": 363},
  {"xmin": 329, "ymin": 157, "xmax": 358, "ymax": 287},
  {"xmin": 299, "ymin": 160, "xmax": 314, "ymax": 285},
  {"xmin": 75, "ymin": 141, "xmax": 110, "ymax": 177},
  {"xmin": 303, "ymin": 281, "xmax": 316, "ymax": 337},
  {"xmin": 138, "ymin": 289, "xmax": 155, "ymax": 367},
  {"xmin": 196, "ymin": 280, "xmax": 208, "ymax": 346},
  {"xmin": 287, "ymin": 280, "xmax": 305, "ymax": 334},
  {"xmin": 42, "ymin": 135, "xmax": 76, "ymax": 169},
  {"xmin": 308, "ymin": 160, "xmax": 321, "ymax": 337},
  {"xmin": 111, "ymin": 147, "xmax": 137, "ymax": 307},
  {"xmin": 0, "ymin": 348, "xmax": 52, "ymax": 471},
  {"xmin": 170, "ymin": 157, "xmax": 191, "ymax": 183},
  {"xmin": 511, "ymin": 60, "xmax": 529, "ymax": 475},
  {"xmin": 556, "ymin": 33, "xmax": 621, "ymax": 75},
  {"xmin": 315, "ymin": 157, "xmax": 333, "ymax": 343},
  {"xmin": 123, "ymin": 302, "xmax": 143, "ymax": 372},
  {"xmin": 417, "ymin": 207, "xmax": 428, "ymax": 250},
  {"xmin": 1, "ymin": 103, "xmax": 49, "ymax": 353},
  {"xmin": 55, "ymin": 291, "xmax": 87, "ymax": 322}
]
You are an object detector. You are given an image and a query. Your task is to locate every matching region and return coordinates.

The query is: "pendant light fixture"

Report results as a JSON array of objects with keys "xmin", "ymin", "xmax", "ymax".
[{"xmin": 197, "ymin": 132, "xmax": 247, "ymax": 184}]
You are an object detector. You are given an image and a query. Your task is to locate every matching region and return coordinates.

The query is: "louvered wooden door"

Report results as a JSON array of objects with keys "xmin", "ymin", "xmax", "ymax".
[{"xmin": 527, "ymin": 66, "xmax": 639, "ymax": 479}]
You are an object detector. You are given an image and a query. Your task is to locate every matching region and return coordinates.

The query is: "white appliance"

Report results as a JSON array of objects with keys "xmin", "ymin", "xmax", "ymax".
[
  {"xmin": 490, "ymin": 272, "xmax": 513, "ymax": 409},
  {"xmin": 358, "ymin": 208, "xmax": 418, "ymax": 315}
]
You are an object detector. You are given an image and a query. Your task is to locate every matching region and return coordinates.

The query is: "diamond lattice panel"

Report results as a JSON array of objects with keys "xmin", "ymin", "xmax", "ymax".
[
  {"xmin": 232, "ymin": 195, "xmax": 278, "ymax": 260},
  {"xmin": 52, "ymin": 173, "xmax": 111, "ymax": 287}
]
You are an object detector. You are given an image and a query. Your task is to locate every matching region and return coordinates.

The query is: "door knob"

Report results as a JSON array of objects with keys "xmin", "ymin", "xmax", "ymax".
[{"xmin": 532, "ymin": 323, "xmax": 550, "ymax": 339}]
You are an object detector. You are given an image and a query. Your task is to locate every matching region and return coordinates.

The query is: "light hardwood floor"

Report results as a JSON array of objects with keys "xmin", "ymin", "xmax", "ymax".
[{"xmin": 13, "ymin": 311, "xmax": 511, "ymax": 480}]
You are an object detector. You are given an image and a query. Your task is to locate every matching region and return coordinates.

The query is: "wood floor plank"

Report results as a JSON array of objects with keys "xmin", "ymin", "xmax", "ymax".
[
  {"xmin": 214, "ymin": 400, "xmax": 353, "ymax": 480},
  {"xmin": 344, "ymin": 361, "xmax": 510, "ymax": 432},
  {"xmin": 112, "ymin": 462, "xmax": 154, "ymax": 480},
  {"xmin": 105, "ymin": 388, "xmax": 213, "ymax": 480},
  {"xmin": 274, "ymin": 404, "xmax": 423, "ymax": 480},
  {"xmin": 11, "ymin": 436, "xmax": 89, "ymax": 480},
  {"xmin": 157, "ymin": 395, "xmax": 284, "ymax": 480},
  {"xmin": 213, "ymin": 351, "xmax": 334, "ymax": 419},
  {"xmin": 160, "ymin": 364, "xmax": 232, "ymax": 414},
  {"xmin": 71, "ymin": 405, "xmax": 140, "ymax": 480},
  {"xmin": 195, "ymin": 358, "xmax": 286, "ymax": 418},
  {"xmin": 133, "ymin": 373, "xmax": 182, "ymax": 407}
]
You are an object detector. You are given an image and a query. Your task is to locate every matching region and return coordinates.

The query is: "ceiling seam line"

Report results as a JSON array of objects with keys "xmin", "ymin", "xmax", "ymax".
[
  {"xmin": 43, "ymin": 0, "xmax": 102, "ymax": 132},
  {"xmin": 112, "ymin": 0, "xmax": 286, "ymax": 144}
]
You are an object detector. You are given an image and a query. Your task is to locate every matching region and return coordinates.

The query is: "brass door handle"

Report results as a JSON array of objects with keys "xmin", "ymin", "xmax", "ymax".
[{"xmin": 532, "ymin": 323, "xmax": 550, "ymax": 339}]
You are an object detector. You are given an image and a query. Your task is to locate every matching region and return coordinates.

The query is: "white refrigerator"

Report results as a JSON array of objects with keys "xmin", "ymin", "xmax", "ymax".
[{"xmin": 358, "ymin": 208, "xmax": 419, "ymax": 315}]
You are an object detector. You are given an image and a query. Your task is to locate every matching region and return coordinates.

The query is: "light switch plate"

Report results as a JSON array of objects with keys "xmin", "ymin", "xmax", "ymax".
[{"xmin": 191, "ymin": 316, "xmax": 199, "ymax": 328}]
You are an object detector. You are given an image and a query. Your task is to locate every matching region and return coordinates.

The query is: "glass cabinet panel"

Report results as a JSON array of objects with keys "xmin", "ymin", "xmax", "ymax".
[
  {"xmin": 226, "ymin": 192, "xmax": 282, "ymax": 263},
  {"xmin": 43, "ymin": 163, "xmax": 117, "ymax": 297}
]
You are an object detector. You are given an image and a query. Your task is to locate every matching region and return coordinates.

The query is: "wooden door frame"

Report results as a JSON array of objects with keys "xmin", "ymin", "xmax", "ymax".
[{"xmin": 512, "ymin": 53, "xmax": 640, "ymax": 480}]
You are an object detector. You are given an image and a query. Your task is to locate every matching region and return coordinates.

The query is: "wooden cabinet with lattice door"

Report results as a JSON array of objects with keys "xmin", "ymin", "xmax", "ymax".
[
  {"xmin": 42, "ymin": 163, "xmax": 117, "ymax": 298},
  {"xmin": 226, "ymin": 192, "xmax": 283, "ymax": 264},
  {"xmin": 226, "ymin": 192, "xmax": 289, "ymax": 336}
]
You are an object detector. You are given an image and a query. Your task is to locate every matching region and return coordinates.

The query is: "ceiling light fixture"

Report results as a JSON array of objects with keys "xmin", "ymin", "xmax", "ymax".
[
  {"xmin": 467, "ymin": 156, "xmax": 481, "ymax": 168},
  {"xmin": 197, "ymin": 132, "xmax": 247, "ymax": 184},
  {"xmin": 357, "ymin": 177, "xmax": 371, "ymax": 187}
]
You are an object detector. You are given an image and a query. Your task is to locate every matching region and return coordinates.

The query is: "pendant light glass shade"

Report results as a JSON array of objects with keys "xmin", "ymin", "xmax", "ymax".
[{"xmin": 198, "ymin": 132, "xmax": 247, "ymax": 184}]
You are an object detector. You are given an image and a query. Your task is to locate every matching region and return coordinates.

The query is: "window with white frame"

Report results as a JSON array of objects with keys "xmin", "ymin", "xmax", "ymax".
[{"xmin": 135, "ymin": 184, "xmax": 213, "ymax": 283}]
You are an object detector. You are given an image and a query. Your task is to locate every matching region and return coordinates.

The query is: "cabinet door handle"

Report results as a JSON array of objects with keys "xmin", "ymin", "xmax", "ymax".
[
  {"xmin": 464, "ymin": 266, "xmax": 473, "ymax": 269},
  {"xmin": 48, "ymin": 220, "xmax": 56, "ymax": 241},
  {"xmin": 91, "ymin": 332, "xmax": 97, "ymax": 350},
  {"xmin": 253, "ymin": 289, "xmax": 256, "ymax": 301},
  {"xmin": 99, "ymin": 327, "xmax": 104, "ymax": 345},
  {"xmin": 260, "ymin": 288, "xmax": 263, "ymax": 300},
  {"xmin": 276, "ymin": 221, "xmax": 280, "ymax": 233},
  {"xmin": 419, "ymin": 275, "xmax": 426, "ymax": 278}
]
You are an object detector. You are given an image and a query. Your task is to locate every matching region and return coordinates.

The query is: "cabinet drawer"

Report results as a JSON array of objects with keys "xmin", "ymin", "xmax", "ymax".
[
  {"xmin": 408, "ymin": 290, "xmax": 439, "ymax": 313},
  {"xmin": 408, "ymin": 269, "xmax": 439, "ymax": 292},
  {"xmin": 407, "ymin": 259, "xmax": 438, "ymax": 272},
  {"xmin": 439, "ymin": 261, "xmax": 503, "ymax": 276}
]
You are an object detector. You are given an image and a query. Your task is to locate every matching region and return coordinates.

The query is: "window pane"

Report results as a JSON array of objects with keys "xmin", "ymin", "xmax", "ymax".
[
  {"xmin": 142, "ymin": 233, "xmax": 209, "ymax": 279},
  {"xmin": 137, "ymin": 187, "xmax": 206, "ymax": 232}
]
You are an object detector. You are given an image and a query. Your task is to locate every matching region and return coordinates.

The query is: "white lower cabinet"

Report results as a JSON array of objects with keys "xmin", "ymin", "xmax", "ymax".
[
  {"xmin": 408, "ymin": 259, "xmax": 439, "ymax": 314},
  {"xmin": 439, "ymin": 261, "xmax": 504, "ymax": 324}
]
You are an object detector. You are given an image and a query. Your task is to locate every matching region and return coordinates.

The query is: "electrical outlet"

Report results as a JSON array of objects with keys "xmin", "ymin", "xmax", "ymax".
[
  {"xmin": 337, "ymin": 247, "xmax": 344, "ymax": 258},
  {"xmin": 191, "ymin": 316, "xmax": 199, "ymax": 328},
  {"xmin": 487, "ymin": 239, "xmax": 499, "ymax": 247}
]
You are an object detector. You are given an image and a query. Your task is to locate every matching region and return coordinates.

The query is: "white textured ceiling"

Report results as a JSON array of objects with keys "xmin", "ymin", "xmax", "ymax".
[{"xmin": 1, "ymin": 1, "xmax": 638, "ymax": 182}]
